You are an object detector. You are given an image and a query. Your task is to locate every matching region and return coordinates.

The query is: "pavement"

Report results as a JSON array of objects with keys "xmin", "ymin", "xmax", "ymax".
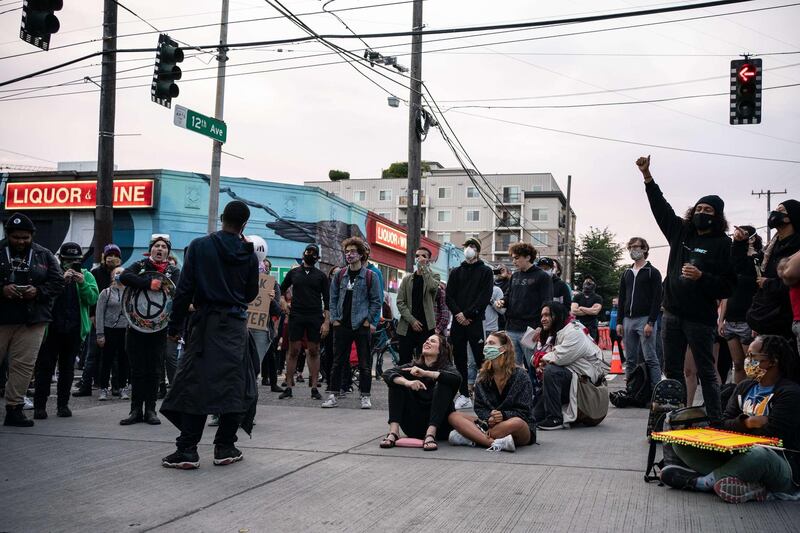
[{"xmin": 2, "ymin": 373, "xmax": 799, "ymax": 533}]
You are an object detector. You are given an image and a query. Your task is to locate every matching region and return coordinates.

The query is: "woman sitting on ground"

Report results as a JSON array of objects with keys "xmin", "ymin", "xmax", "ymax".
[
  {"xmin": 381, "ymin": 334, "xmax": 461, "ymax": 451},
  {"xmin": 534, "ymin": 301, "xmax": 608, "ymax": 431},
  {"xmin": 447, "ymin": 331, "xmax": 535, "ymax": 452},
  {"xmin": 660, "ymin": 335, "xmax": 800, "ymax": 503}
]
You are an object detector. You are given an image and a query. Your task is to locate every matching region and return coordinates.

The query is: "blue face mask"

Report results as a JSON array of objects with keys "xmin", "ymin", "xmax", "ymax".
[
  {"xmin": 483, "ymin": 345, "xmax": 504, "ymax": 361},
  {"xmin": 114, "ymin": 274, "xmax": 121, "ymax": 283}
]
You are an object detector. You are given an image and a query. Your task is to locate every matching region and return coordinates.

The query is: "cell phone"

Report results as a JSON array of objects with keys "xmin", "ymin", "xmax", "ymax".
[
  {"xmin": 13, "ymin": 285, "xmax": 31, "ymax": 291},
  {"xmin": 69, "ymin": 263, "xmax": 82, "ymax": 272}
]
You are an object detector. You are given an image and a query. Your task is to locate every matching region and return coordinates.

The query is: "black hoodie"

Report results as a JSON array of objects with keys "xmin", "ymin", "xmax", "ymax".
[
  {"xmin": 168, "ymin": 231, "xmax": 259, "ymax": 335},
  {"xmin": 645, "ymin": 180, "xmax": 735, "ymax": 326},
  {"xmin": 445, "ymin": 259, "xmax": 494, "ymax": 322}
]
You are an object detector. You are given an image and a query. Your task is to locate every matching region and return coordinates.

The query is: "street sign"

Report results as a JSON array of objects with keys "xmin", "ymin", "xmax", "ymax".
[{"xmin": 173, "ymin": 105, "xmax": 227, "ymax": 143}]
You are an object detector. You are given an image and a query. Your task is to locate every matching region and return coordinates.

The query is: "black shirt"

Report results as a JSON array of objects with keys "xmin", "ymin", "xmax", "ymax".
[
  {"xmin": 573, "ymin": 292, "xmax": 603, "ymax": 329},
  {"xmin": 411, "ymin": 273, "xmax": 427, "ymax": 324},
  {"xmin": 280, "ymin": 265, "xmax": 330, "ymax": 317},
  {"xmin": 342, "ymin": 268, "xmax": 361, "ymax": 328}
]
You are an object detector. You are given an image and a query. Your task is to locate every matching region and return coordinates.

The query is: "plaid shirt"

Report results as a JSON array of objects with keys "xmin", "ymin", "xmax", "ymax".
[{"xmin": 434, "ymin": 283, "xmax": 450, "ymax": 334}]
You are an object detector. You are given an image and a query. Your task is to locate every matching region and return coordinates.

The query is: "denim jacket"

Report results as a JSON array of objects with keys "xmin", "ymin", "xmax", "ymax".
[{"xmin": 330, "ymin": 266, "xmax": 382, "ymax": 329}]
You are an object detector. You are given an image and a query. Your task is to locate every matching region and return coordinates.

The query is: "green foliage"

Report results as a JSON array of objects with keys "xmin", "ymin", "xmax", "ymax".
[
  {"xmin": 381, "ymin": 161, "xmax": 431, "ymax": 178},
  {"xmin": 328, "ymin": 169, "xmax": 350, "ymax": 181},
  {"xmin": 573, "ymin": 227, "xmax": 625, "ymax": 314}
]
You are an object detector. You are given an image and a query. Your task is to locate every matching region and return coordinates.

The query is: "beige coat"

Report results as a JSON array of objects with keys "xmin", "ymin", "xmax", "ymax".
[{"xmin": 396, "ymin": 266, "xmax": 441, "ymax": 336}]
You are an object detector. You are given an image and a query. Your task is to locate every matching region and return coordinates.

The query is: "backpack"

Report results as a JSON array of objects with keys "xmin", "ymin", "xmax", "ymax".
[
  {"xmin": 576, "ymin": 375, "xmax": 609, "ymax": 427},
  {"xmin": 609, "ymin": 363, "xmax": 652, "ymax": 408},
  {"xmin": 646, "ymin": 379, "xmax": 685, "ymax": 437}
]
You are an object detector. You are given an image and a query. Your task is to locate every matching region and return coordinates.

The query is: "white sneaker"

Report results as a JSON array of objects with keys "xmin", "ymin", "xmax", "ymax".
[
  {"xmin": 454, "ymin": 394, "xmax": 473, "ymax": 410},
  {"xmin": 321, "ymin": 394, "xmax": 338, "ymax": 408},
  {"xmin": 22, "ymin": 396, "xmax": 33, "ymax": 410},
  {"xmin": 98, "ymin": 388, "xmax": 109, "ymax": 401},
  {"xmin": 120, "ymin": 386, "xmax": 130, "ymax": 400},
  {"xmin": 360, "ymin": 396, "xmax": 372, "ymax": 409},
  {"xmin": 487, "ymin": 434, "xmax": 516, "ymax": 453},
  {"xmin": 448, "ymin": 429, "xmax": 475, "ymax": 447}
]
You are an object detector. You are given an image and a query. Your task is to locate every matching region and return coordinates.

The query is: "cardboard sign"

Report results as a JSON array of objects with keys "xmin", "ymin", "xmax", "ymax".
[{"xmin": 247, "ymin": 274, "xmax": 275, "ymax": 331}]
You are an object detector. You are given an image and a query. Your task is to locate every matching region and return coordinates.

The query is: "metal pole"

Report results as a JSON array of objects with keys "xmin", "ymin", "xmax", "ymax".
[
  {"xmin": 207, "ymin": 0, "xmax": 229, "ymax": 234},
  {"xmin": 93, "ymin": 0, "xmax": 117, "ymax": 264},
  {"xmin": 563, "ymin": 174, "xmax": 572, "ymax": 283},
  {"xmin": 405, "ymin": 0, "xmax": 423, "ymax": 272}
]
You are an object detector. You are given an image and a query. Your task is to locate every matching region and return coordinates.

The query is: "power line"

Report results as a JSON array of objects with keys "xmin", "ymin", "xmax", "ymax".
[{"xmin": 451, "ymin": 110, "xmax": 800, "ymax": 164}]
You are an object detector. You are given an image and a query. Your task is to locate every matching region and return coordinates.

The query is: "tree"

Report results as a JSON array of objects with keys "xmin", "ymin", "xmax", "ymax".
[
  {"xmin": 381, "ymin": 161, "xmax": 431, "ymax": 178},
  {"xmin": 574, "ymin": 227, "xmax": 625, "ymax": 315},
  {"xmin": 328, "ymin": 169, "xmax": 350, "ymax": 181}
]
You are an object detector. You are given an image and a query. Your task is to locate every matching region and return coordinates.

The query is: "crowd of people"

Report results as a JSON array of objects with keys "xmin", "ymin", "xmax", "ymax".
[{"xmin": 1, "ymin": 156, "xmax": 799, "ymax": 503}]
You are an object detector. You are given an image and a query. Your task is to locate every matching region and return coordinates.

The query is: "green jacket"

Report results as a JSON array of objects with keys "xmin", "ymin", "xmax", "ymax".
[
  {"xmin": 396, "ymin": 265, "xmax": 441, "ymax": 336},
  {"xmin": 76, "ymin": 269, "xmax": 99, "ymax": 340}
]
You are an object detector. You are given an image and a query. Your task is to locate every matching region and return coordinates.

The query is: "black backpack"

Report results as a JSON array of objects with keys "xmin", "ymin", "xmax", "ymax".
[{"xmin": 609, "ymin": 363, "xmax": 652, "ymax": 408}]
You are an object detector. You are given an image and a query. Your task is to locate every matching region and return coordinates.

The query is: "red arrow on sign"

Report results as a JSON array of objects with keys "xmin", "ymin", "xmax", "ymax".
[{"xmin": 738, "ymin": 64, "xmax": 756, "ymax": 82}]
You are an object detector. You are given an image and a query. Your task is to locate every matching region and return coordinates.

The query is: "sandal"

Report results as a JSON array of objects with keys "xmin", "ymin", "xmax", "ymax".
[
  {"xmin": 423, "ymin": 434, "xmax": 438, "ymax": 451},
  {"xmin": 380, "ymin": 432, "xmax": 399, "ymax": 449}
]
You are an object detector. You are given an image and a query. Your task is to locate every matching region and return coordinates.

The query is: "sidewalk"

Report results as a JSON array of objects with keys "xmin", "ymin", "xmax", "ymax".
[{"xmin": 2, "ymin": 380, "xmax": 799, "ymax": 532}]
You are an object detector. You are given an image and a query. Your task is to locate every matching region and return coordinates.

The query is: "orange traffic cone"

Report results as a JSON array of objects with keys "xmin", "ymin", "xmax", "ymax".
[{"xmin": 610, "ymin": 344, "xmax": 624, "ymax": 375}]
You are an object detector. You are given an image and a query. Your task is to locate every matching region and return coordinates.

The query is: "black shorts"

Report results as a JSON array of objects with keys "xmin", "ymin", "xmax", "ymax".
[{"xmin": 288, "ymin": 314, "xmax": 323, "ymax": 343}]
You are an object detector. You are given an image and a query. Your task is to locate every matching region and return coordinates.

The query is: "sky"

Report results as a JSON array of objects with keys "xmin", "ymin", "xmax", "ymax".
[{"xmin": 0, "ymin": 0, "xmax": 799, "ymax": 272}]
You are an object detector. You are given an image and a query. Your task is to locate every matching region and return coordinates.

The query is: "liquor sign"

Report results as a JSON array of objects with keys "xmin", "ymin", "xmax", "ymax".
[
  {"xmin": 374, "ymin": 221, "xmax": 407, "ymax": 254},
  {"xmin": 4, "ymin": 179, "xmax": 155, "ymax": 210}
]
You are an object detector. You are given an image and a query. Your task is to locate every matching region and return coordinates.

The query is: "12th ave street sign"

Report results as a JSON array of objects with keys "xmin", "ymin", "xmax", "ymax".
[{"xmin": 174, "ymin": 105, "xmax": 227, "ymax": 143}]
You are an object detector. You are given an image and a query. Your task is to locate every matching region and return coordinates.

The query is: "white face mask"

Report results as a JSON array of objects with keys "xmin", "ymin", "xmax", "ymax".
[{"xmin": 464, "ymin": 247, "xmax": 477, "ymax": 260}]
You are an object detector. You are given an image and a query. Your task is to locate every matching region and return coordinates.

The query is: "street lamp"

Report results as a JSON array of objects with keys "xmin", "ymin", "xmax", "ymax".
[{"xmin": 387, "ymin": 95, "xmax": 400, "ymax": 108}]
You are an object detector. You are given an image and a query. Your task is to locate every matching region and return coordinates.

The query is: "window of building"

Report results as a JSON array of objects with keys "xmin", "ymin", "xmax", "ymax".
[
  {"xmin": 376, "ymin": 211, "xmax": 392, "ymax": 219},
  {"xmin": 530, "ymin": 208, "xmax": 548, "ymax": 221},
  {"xmin": 465, "ymin": 232, "xmax": 479, "ymax": 241},
  {"xmin": 379, "ymin": 189, "xmax": 392, "ymax": 201},
  {"xmin": 437, "ymin": 210, "xmax": 452, "ymax": 222},
  {"xmin": 354, "ymin": 190, "xmax": 366, "ymax": 202},
  {"xmin": 531, "ymin": 232, "xmax": 549, "ymax": 247},
  {"xmin": 439, "ymin": 232, "xmax": 451, "ymax": 243},
  {"xmin": 466, "ymin": 186, "xmax": 480, "ymax": 199},
  {"xmin": 438, "ymin": 187, "xmax": 452, "ymax": 199},
  {"xmin": 466, "ymin": 210, "xmax": 480, "ymax": 222},
  {"xmin": 503, "ymin": 186, "xmax": 521, "ymax": 203}
]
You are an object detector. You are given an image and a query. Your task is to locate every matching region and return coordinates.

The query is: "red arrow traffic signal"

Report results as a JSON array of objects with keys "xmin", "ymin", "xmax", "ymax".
[{"xmin": 738, "ymin": 64, "xmax": 756, "ymax": 82}]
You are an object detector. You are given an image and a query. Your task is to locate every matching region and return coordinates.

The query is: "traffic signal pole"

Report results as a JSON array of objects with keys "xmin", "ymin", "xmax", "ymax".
[
  {"xmin": 207, "ymin": 0, "xmax": 229, "ymax": 234},
  {"xmin": 405, "ymin": 0, "xmax": 423, "ymax": 272},
  {"xmin": 93, "ymin": 0, "xmax": 117, "ymax": 263}
]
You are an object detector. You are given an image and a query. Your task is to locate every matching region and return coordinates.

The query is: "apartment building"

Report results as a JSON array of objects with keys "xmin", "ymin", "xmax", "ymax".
[{"xmin": 306, "ymin": 166, "xmax": 577, "ymax": 276}]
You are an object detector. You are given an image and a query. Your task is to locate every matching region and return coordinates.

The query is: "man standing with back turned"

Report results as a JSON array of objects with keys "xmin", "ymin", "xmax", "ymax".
[{"xmin": 160, "ymin": 201, "xmax": 259, "ymax": 469}]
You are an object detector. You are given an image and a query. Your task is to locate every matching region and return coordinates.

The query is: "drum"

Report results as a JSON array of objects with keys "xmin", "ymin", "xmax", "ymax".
[{"xmin": 122, "ymin": 272, "xmax": 176, "ymax": 333}]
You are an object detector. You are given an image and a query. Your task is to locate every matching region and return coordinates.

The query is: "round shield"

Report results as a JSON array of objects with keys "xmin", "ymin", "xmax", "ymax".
[{"xmin": 122, "ymin": 272, "xmax": 176, "ymax": 333}]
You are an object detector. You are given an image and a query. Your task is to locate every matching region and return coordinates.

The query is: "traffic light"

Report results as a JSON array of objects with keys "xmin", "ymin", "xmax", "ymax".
[
  {"xmin": 730, "ymin": 58, "xmax": 762, "ymax": 125},
  {"xmin": 20, "ymin": 0, "xmax": 63, "ymax": 51},
  {"xmin": 151, "ymin": 34, "xmax": 184, "ymax": 108}
]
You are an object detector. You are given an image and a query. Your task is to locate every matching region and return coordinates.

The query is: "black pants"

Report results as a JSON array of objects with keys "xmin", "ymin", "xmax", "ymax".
[
  {"xmin": 609, "ymin": 328, "xmax": 625, "ymax": 363},
  {"xmin": 662, "ymin": 312, "xmax": 721, "ymax": 420},
  {"xmin": 99, "ymin": 327, "xmax": 128, "ymax": 389},
  {"xmin": 34, "ymin": 330, "xmax": 82, "ymax": 409},
  {"xmin": 398, "ymin": 328, "xmax": 434, "ymax": 365},
  {"xmin": 161, "ymin": 338, "xmax": 179, "ymax": 386},
  {"xmin": 387, "ymin": 379, "xmax": 455, "ymax": 440},
  {"xmin": 321, "ymin": 330, "xmax": 334, "ymax": 383},
  {"xmin": 127, "ymin": 329, "xmax": 166, "ymax": 409},
  {"xmin": 175, "ymin": 412, "xmax": 243, "ymax": 451},
  {"xmin": 330, "ymin": 325, "xmax": 371, "ymax": 394},
  {"xmin": 262, "ymin": 340, "xmax": 278, "ymax": 386},
  {"xmin": 533, "ymin": 363, "xmax": 573, "ymax": 423},
  {"xmin": 450, "ymin": 321, "xmax": 485, "ymax": 396}
]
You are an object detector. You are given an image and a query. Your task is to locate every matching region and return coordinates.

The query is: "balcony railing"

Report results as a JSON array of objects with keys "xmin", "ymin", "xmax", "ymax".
[{"xmin": 495, "ymin": 192, "xmax": 522, "ymax": 204}]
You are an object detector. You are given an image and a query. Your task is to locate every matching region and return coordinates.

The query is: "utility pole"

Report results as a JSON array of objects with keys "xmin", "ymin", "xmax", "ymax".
[
  {"xmin": 207, "ymin": 0, "xmax": 229, "ymax": 234},
  {"xmin": 93, "ymin": 0, "xmax": 117, "ymax": 264},
  {"xmin": 405, "ymin": 0, "xmax": 423, "ymax": 272},
  {"xmin": 563, "ymin": 174, "xmax": 572, "ymax": 283},
  {"xmin": 752, "ymin": 189, "xmax": 786, "ymax": 240}
]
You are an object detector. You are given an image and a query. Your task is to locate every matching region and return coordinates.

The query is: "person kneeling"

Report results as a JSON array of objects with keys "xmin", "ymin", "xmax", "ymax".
[
  {"xmin": 660, "ymin": 335, "xmax": 800, "ymax": 503},
  {"xmin": 381, "ymin": 334, "xmax": 461, "ymax": 451},
  {"xmin": 448, "ymin": 332, "xmax": 536, "ymax": 452},
  {"xmin": 534, "ymin": 302, "xmax": 608, "ymax": 431}
]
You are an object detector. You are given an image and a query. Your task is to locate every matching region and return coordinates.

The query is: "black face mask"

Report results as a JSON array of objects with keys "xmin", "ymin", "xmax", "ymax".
[
  {"xmin": 303, "ymin": 253, "xmax": 318, "ymax": 265},
  {"xmin": 583, "ymin": 282, "xmax": 595, "ymax": 294},
  {"xmin": 767, "ymin": 210, "xmax": 789, "ymax": 229},
  {"xmin": 692, "ymin": 212, "xmax": 714, "ymax": 231}
]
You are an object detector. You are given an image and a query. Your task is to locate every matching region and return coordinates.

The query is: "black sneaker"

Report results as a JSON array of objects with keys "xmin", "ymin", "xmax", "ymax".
[
  {"xmin": 536, "ymin": 417, "xmax": 566, "ymax": 431},
  {"xmin": 71, "ymin": 388, "xmax": 92, "ymax": 398},
  {"xmin": 111, "ymin": 388, "xmax": 121, "ymax": 397},
  {"xmin": 269, "ymin": 385, "xmax": 283, "ymax": 393},
  {"xmin": 311, "ymin": 387, "xmax": 322, "ymax": 400},
  {"xmin": 213, "ymin": 445, "xmax": 243, "ymax": 466},
  {"xmin": 278, "ymin": 387, "xmax": 293, "ymax": 399},
  {"xmin": 33, "ymin": 408, "xmax": 47, "ymax": 420},
  {"xmin": 660, "ymin": 465, "xmax": 700, "ymax": 491},
  {"xmin": 162, "ymin": 449, "xmax": 200, "ymax": 469},
  {"xmin": 296, "ymin": 374, "xmax": 304, "ymax": 383},
  {"xmin": 56, "ymin": 406, "xmax": 72, "ymax": 418},
  {"xmin": 4, "ymin": 405, "xmax": 34, "ymax": 427}
]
